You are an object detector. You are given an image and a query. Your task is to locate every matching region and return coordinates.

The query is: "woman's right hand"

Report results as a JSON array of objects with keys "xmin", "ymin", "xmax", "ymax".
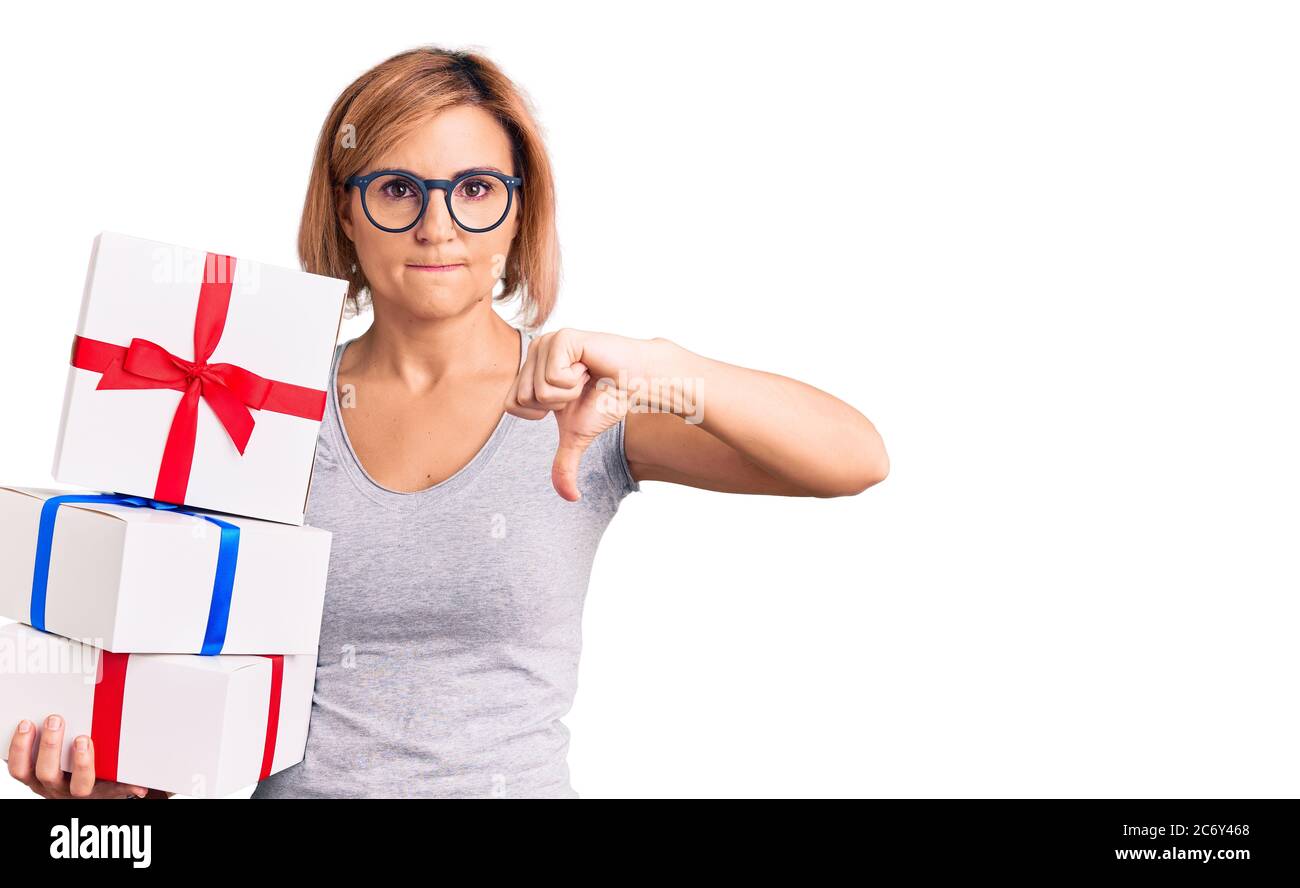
[{"xmin": 8, "ymin": 715, "xmax": 157, "ymax": 798}]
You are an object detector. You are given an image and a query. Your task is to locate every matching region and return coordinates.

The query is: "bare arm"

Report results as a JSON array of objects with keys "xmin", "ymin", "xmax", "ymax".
[
  {"xmin": 505, "ymin": 329, "xmax": 888, "ymax": 500},
  {"xmin": 624, "ymin": 339, "xmax": 889, "ymax": 498}
]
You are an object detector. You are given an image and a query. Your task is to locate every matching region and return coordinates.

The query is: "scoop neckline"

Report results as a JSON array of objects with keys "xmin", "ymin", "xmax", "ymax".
[{"xmin": 326, "ymin": 325, "xmax": 530, "ymax": 511}]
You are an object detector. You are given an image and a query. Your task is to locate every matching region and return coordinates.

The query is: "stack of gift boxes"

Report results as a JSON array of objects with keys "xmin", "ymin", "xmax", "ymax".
[{"xmin": 0, "ymin": 232, "xmax": 346, "ymax": 797}]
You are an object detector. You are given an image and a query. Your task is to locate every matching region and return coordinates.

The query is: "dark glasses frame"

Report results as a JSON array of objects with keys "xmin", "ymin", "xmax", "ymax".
[{"xmin": 343, "ymin": 168, "xmax": 524, "ymax": 233}]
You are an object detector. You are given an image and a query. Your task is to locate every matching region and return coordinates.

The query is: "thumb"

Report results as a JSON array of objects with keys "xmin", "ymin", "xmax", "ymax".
[{"xmin": 551, "ymin": 432, "xmax": 595, "ymax": 502}]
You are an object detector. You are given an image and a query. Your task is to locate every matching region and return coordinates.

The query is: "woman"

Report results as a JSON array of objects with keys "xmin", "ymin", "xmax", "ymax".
[{"xmin": 8, "ymin": 46, "xmax": 888, "ymax": 799}]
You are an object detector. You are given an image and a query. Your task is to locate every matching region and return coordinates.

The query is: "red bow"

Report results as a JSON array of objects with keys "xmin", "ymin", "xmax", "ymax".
[{"xmin": 70, "ymin": 252, "xmax": 327, "ymax": 504}]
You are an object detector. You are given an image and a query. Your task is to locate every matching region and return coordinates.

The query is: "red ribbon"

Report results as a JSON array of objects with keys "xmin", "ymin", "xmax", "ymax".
[
  {"xmin": 70, "ymin": 252, "xmax": 328, "ymax": 504},
  {"xmin": 89, "ymin": 650, "xmax": 128, "ymax": 782},
  {"xmin": 91, "ymin": 650, "xmax": 285, "ymax": 786},
  {"xmin": 259, "ymin": 654, "xmax": 284, "ymax": 781}
]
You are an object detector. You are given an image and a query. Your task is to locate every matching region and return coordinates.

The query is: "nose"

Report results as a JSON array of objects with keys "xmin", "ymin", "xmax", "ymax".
[{"xmin": 414, "ymin": 188, "xmax": 457, "ymax": 243}]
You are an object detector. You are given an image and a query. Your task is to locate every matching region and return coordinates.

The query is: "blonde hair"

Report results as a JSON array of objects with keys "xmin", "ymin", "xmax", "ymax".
[{"xmin": 298, "ymin": 46, "xmax": 559, "ymax": 330}]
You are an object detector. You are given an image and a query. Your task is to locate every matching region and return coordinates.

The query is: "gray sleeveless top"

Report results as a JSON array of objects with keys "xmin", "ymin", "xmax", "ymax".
[{"xmin": 250, "ymin": 326, "xmax": 639, "ymax": 798}]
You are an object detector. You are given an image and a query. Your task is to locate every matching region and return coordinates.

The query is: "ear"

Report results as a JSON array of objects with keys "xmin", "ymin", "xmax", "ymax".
[{"xmin": 336, "ymin": 185, "xmax": 356, "ymax": 242}]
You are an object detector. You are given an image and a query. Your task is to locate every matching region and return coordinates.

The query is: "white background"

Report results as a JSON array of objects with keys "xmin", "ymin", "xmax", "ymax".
[{"xmin": 1, "ymin": 1, "xmax": 1296, "ymax": 798}]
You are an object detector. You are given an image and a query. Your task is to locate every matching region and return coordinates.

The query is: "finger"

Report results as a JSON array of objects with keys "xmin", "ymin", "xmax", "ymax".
[
  {"xmin": 504, "ymin": 340, "xmax": 548, "ymax": 420},
  {"xmin": 99, "ymin": 781, "xmax": 148, "ymax": 799},
  {"xmin": 533, "ymin": 337, "xmax": 590, "ymax": 409},
  {"xmin": 514, "ymin": 335, "xmax": 542, "ymax": 409},
  {"xmin": 7, "ymin": 720, "xmax": 37, "ymax": 788},
  {"xmin": 551, "ymin": 433, "xmax": 594, "ymax": 502},
  {"xmin": 67, "ymin": 736, "xmax": 98, "ymax": 797},
  {"xmin": 544, "ymin": 330, "xmax": 591, "ymax": 390},
  {"xmin": 533, "ymin": 367, "xmax": 589, "ymax": 410},
  {"xmin": 503, "ymin": 396, "xmax": 548, "ymax": 421},
  {"xmin": 34, "ymin": 714, "xmax": 69, "ymax": 795},
  {"xmin": 532, "ymin": 336, "xmax": 586, "ymax": 408},
  {"xmin": 526, "ymin": 333, "xmax": 554, "ymax": 408},
  {"xmin": 67, "ymin": 736, "xmax": 97, "ymax": 797}
]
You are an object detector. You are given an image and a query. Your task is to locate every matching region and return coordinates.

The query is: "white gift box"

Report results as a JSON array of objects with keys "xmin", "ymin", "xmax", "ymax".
[
  {"xmin": 52, "ymin": 231, "xmax": 346, "ymax": 525},
  {"xmin": 0, "ymin": 486, "xmax": 331, "ymax": 655},
  {"xmin": 0, "ymin": 622, "xmax": 315, "ymax": 797}
]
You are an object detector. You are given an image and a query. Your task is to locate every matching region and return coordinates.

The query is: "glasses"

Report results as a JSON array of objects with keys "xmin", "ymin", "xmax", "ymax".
[{"xmin": 344, "ymin": 168, "xmax": 523, "ymax": 234}]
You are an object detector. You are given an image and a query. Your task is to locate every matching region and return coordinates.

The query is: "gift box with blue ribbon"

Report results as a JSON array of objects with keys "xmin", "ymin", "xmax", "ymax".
[{"xmin": 0, "ymin": 486, "xmax": 331, "ymax": 655}]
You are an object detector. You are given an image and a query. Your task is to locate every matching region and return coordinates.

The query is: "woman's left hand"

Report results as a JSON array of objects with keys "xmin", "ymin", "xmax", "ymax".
[{"xmin": 503, "ymin": 328, "xmax": 662, "ymax": 502}]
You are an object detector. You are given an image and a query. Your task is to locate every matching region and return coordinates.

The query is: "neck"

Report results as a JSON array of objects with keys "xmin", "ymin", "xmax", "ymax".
[{"xmin": 348, "ymin": 302, "xmax": 520, "ymax": 393}]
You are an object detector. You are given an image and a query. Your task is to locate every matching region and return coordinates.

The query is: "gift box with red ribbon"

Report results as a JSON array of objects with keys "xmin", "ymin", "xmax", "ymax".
[
  {"xmin": 0, "ymin": 621, "xmax": 316, "ymax": 797},
  {"xmin": 52, "ymin": 232, "xmax": 347, "ymax": 525}
]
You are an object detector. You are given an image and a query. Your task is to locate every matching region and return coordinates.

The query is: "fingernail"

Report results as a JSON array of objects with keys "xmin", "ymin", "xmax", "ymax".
[
  {"xmin": 74, "ymin": 736, "xmax": 88, "ymax": 752},
  {"xmin": 133, "ymin": 787, "xmax": 147, "ymax": 798},
  {"xmin": 16, "ymin": 720, "xmax": 32, "ymax": 733},
  {"xmin": 45, "ymin": 715, "xmax": 62, "ymax": 731}
]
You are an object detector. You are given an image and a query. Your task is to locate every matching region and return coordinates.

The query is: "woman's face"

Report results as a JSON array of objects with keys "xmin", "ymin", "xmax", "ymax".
[{"xmin": 339, "ymin": 104, "xmax": 519, "ymax": 321}]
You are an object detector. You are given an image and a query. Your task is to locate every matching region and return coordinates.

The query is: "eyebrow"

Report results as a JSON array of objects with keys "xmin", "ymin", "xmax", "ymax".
[
  {"xmin": 390, "ymin": 165, "xmax": 506, "ymax": 180},
  {"xmin": 451, "ymin": 165, "xmax": 506, "ymax": 178}
]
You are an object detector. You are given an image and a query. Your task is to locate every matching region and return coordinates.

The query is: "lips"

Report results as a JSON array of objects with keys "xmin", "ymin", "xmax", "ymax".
[{"xmin": 406, "ymin": 262, "xmax": 465, "ymax": 271}]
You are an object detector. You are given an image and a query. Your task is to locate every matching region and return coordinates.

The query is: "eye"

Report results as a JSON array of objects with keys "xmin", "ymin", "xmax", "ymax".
[
  {"xmin": 456, "ymin": 176, "xmax": 497, "ymax": 201},
  {"xmin": 379, "ymin": 179, "xmax": 419, "ymax": 200}
]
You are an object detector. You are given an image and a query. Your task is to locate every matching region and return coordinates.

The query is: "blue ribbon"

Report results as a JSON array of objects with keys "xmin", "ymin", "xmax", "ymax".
[{"xmin": 31, "ymin": 493, "xmax": 240, "ymax": 655}]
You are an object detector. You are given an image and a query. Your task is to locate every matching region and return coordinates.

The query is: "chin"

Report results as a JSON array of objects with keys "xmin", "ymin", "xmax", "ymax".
[{"xmin": 400, "ymin": 287, "xmax": 477, "ymax": 319}]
